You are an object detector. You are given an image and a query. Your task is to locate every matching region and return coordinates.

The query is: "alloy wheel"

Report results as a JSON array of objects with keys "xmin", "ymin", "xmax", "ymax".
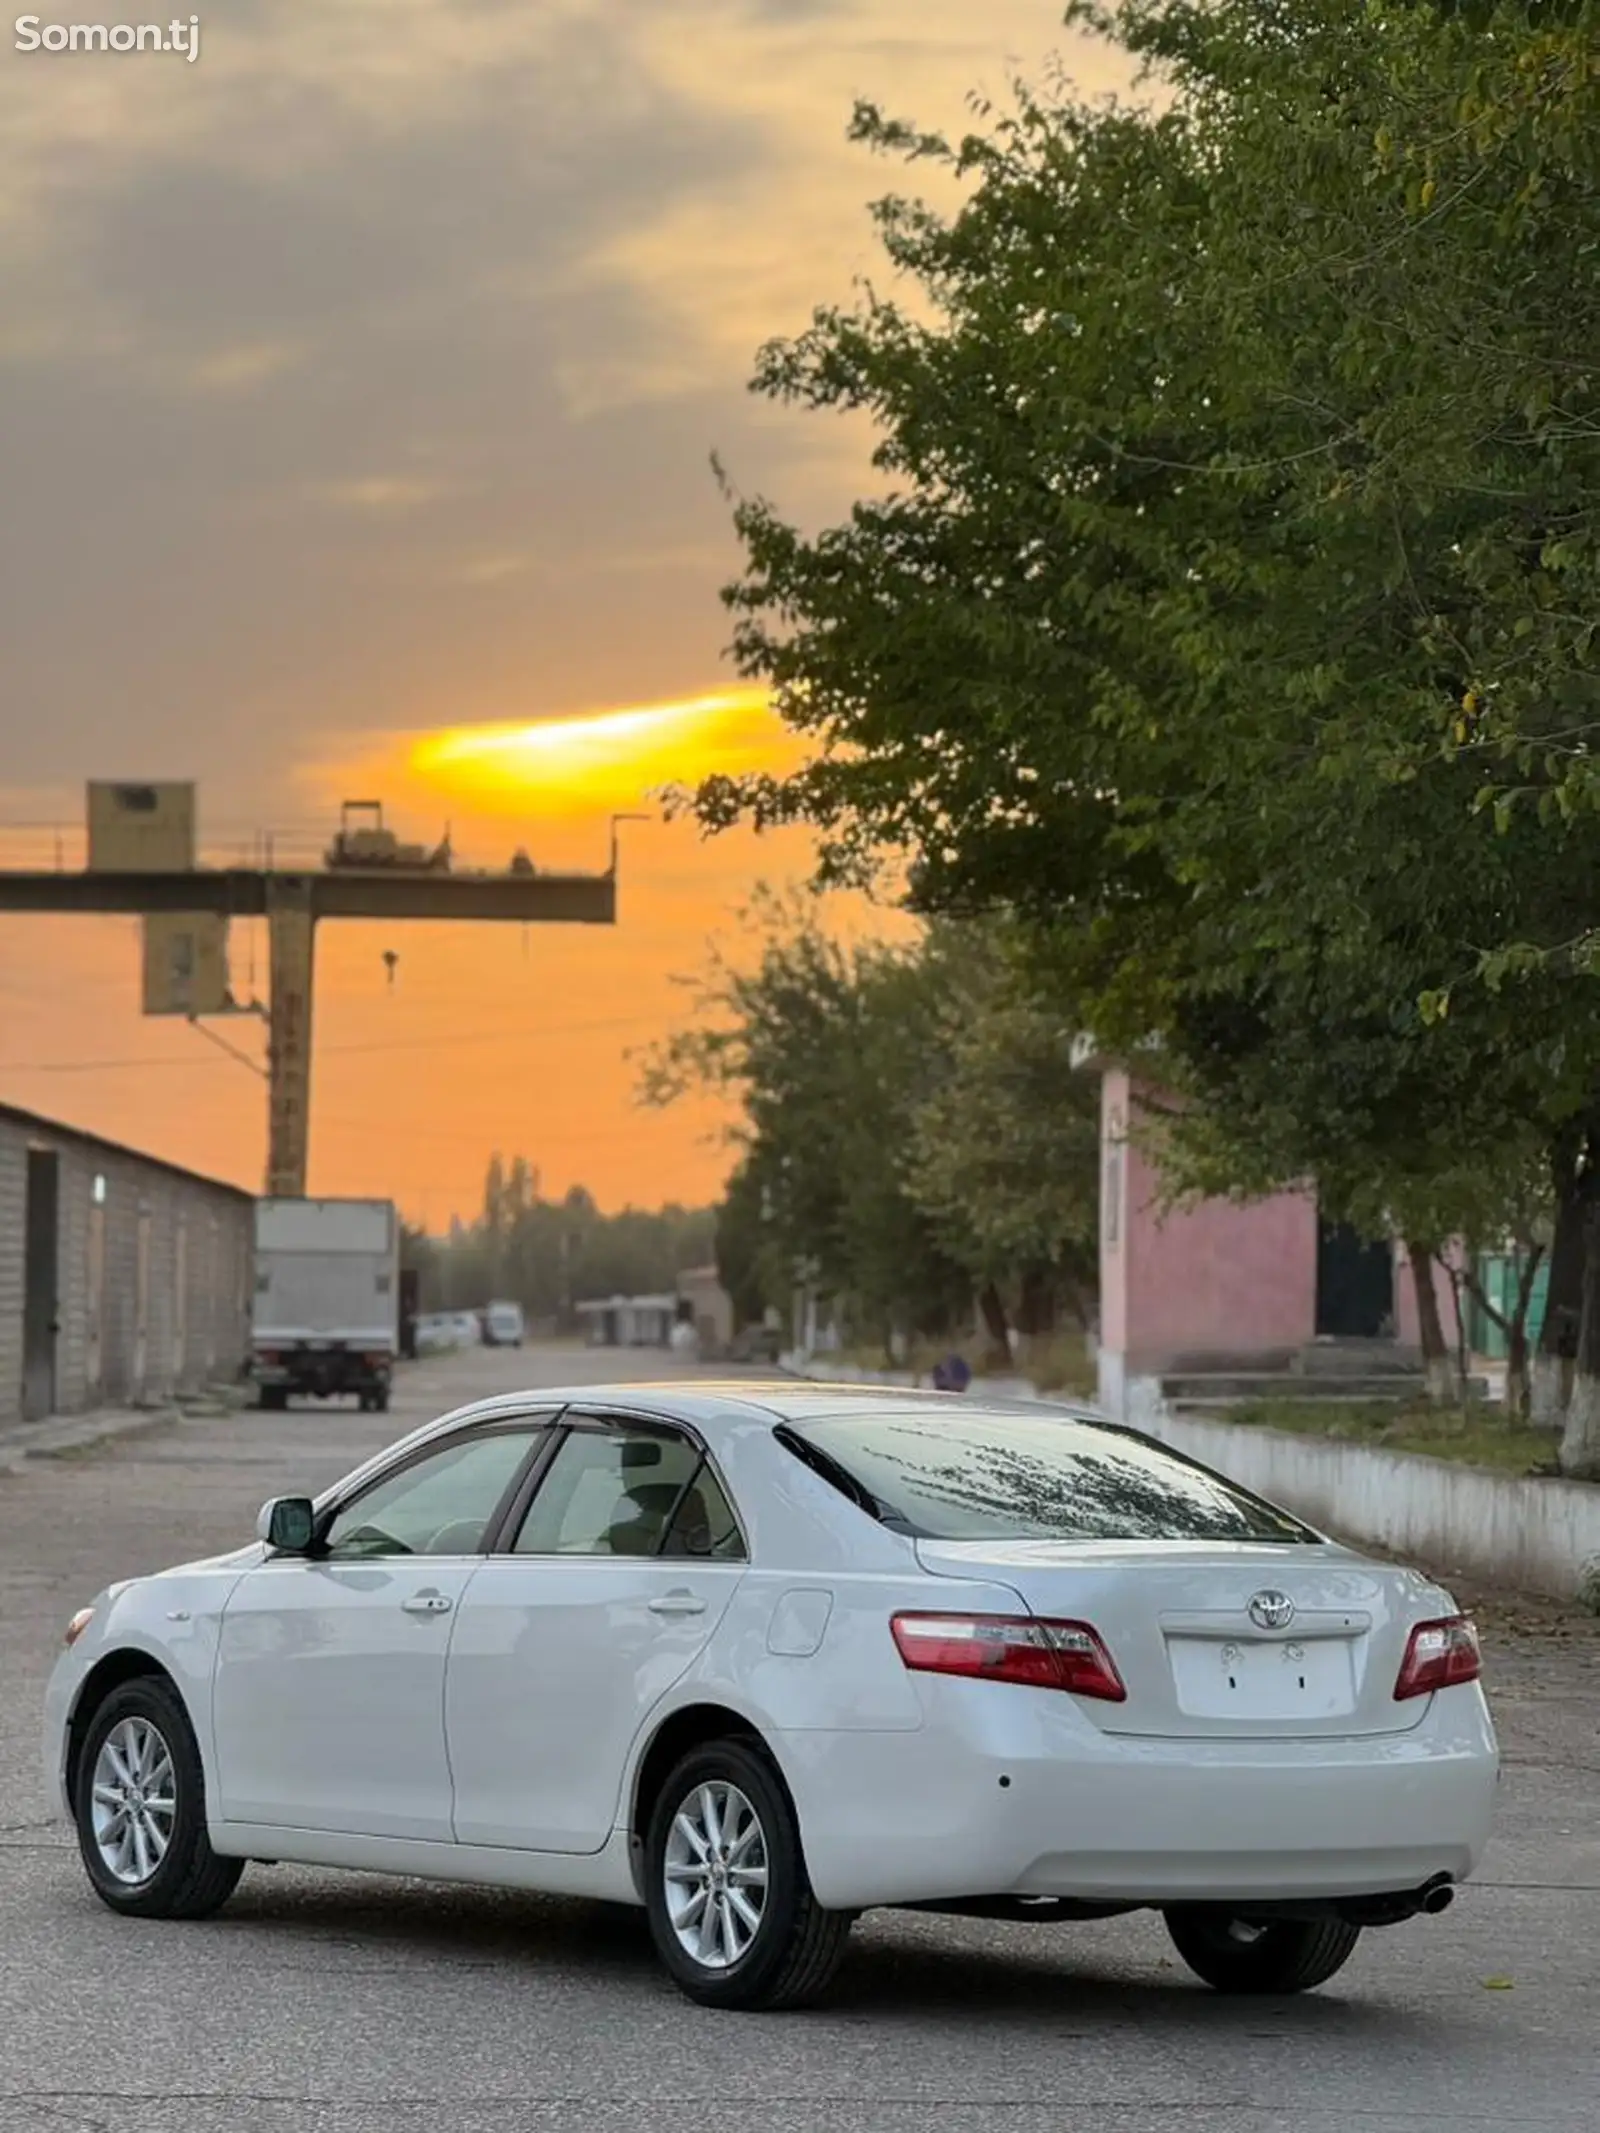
[
  {"xmin": 89, "ymin": 1715, "xmax": 177, "ymax": 1886},
  {"xmin": 662, "ymin": 1780, "xmax": 769, "ymax": 1970}
]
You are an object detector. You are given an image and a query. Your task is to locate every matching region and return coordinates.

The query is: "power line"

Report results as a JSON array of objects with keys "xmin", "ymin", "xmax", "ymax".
[
  {"xmin": 0, "ymin": 1007, "xmax": 668, "ymax": 1076},
  {"xmin": 317, "ymin": 1109, "xmax": 724, "ymax": 1152},
  {"xmin": 186, "ymin": 1016, "xmax": 269, "ymax": 1081}
]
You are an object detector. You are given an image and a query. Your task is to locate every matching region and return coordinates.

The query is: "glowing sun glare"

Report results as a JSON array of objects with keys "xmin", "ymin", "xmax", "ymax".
[{"xmin": 407, "ymin": 687, "xmax": 792, "ymax": 815}]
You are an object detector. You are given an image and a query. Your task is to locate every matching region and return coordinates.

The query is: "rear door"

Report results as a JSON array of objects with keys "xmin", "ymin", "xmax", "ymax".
[{"xmin": 444, "ymin": 1413, "xmax": 747, "ymax": 1852}]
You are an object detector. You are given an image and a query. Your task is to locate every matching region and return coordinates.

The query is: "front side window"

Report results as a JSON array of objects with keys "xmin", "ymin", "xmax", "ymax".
[
  {"xmin": 322, "ymin": 1427, "xmax": 546, "ymax": 1559},
  {"xmin": 513, "ymin": 1427, "xmax": 743, "ymax": 1558},
  {"xmin": 784, "ymin": 1408, "xmax": 1315, "ymax": 1546}
]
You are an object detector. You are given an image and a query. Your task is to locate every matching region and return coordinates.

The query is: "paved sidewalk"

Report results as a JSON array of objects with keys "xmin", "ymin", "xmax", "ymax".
[{"xmin": 0, "ymin": 1388, "xmax": 245, "ymax": 1475}]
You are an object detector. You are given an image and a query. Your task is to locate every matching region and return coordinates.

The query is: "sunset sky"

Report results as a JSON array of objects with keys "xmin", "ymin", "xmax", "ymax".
[{"xmin": 0, "ymin": 2, "xmax": 1134, "ymax": 1225}]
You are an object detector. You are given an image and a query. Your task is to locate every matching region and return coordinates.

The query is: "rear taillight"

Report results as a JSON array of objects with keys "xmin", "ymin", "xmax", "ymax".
[
  {"xmin": 1395, "ymin": 1616, "xmax": 1481, "ymax": 1701},
  {"xmin": 891, "ymin": 1613, "xmax": 1126, "ymax": 1703},
  {"xmin": 255, "ymin": 1349, "xmax": 280, "ymax": 1366}
]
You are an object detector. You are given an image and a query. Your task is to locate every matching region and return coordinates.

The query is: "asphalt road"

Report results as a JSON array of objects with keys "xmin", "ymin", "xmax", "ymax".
[{"xmin": 2, "ymin": 1344, "xmax": 1597, "ymax": 2133}]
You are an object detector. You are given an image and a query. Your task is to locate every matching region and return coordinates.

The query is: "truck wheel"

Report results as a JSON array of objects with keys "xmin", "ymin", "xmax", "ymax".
[
  {"xmin": 374, "ymin": 1388, "xmax": 390, "ymax": 1413},
  {"xmin": 258, "ymin": 1388, "xmax": 287, "ymax": 1412}
]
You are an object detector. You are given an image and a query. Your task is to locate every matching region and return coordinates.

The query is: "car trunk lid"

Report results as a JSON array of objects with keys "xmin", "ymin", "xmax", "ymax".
[{"xmin": 914, "ymin": 1538, "xmax": 1440, "ymax": 1738}]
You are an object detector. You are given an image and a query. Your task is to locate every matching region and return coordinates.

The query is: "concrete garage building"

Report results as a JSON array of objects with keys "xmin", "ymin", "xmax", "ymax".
[{"xmin": 0, "ymin": 1101, "xmax": 254, "ymax": 1426}]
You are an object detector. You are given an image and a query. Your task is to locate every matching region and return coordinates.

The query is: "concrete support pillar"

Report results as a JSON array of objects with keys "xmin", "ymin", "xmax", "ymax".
[{"xmin": 266, "ymin": 881, "xmax": 316, "ymax": 1197}]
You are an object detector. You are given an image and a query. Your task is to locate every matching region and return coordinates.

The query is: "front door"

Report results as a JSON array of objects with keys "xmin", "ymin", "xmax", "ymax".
[
  {"xmin": 213, "ymin": 1420, "xmax": 548, "ymax": 1838},
  {"xmin": 21, "ymin": 1149, "xmax": 60, "ymax": 1421},
  {"xmin": 1315, "ymin": 1219, "xmax": 1394, "ymax": 1339},
  {"xmin": 445, "ymin": 1417, "xmax": 747, "ymax": 1853}
]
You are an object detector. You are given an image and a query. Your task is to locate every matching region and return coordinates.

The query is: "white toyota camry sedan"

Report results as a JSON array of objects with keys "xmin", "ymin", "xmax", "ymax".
[{"xmin": 43, "ymin": 1383, "xmax": 1498, "ymax": 2010}]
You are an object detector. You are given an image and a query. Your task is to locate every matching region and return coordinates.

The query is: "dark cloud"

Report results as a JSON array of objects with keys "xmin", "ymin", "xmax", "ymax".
[
  {"xmin": 0, "ymin": 14, "xmax": 768, "ymax": 786},
  {"xmin": 0, "ymin": 0, "xmax": 1109, "ymax": 807}
]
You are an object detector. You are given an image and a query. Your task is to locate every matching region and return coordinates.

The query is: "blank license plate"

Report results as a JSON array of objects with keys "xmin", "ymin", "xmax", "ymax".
[{"xmin": 1167, "ymin": 1636, "xmax": 1357, "ymax": 1721}]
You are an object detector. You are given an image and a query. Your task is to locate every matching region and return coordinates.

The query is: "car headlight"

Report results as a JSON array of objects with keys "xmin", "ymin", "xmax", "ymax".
[{"xmin": 63, "ymin": 1608, "xmax": 95, "ymax": 1649}]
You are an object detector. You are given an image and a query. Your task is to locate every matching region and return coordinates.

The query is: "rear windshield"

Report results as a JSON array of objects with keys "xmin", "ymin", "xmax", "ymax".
[{"xmin": 783, "ymin": 1407, "xmax": 1316, "ymax": 1545}]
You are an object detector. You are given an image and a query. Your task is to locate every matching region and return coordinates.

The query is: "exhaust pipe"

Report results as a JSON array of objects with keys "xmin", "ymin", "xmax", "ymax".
[{"xmin": 1334, "ymin": 1874, "xmax": 1455, "ymax": 1927}]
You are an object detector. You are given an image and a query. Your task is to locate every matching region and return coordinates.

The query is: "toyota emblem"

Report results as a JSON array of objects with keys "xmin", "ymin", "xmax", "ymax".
[{"xmin": 1247, "ymin": 1590, "xmax": 1296, "ymax": 1632}]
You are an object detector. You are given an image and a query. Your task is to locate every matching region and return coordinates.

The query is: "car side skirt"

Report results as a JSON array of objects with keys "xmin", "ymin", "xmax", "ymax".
[{"xmin": 208, "ymin": 1822, "xmax": 643, "ymax": 1904}]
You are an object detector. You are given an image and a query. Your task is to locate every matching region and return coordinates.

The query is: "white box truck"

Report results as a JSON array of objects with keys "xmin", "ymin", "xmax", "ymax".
[{"xmin": 252, "ymin": 1197, "xmax": 399, "ymax": 1412}]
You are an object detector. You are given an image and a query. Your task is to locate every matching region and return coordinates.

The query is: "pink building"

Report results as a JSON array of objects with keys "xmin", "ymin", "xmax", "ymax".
[{"xmin": 1096, "ymin": 1066, "xmax": 1440, "ymax": 1419}]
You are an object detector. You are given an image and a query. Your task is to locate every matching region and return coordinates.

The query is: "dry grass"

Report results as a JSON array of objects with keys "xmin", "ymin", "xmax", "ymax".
[
  {"xmin": 1227, "ymin": 1397, "xmax": 1558, "ymax": 1477},
  {"xmin": 832, "ymin": 1329, "xmax": 1096, "ymax": 1399}
]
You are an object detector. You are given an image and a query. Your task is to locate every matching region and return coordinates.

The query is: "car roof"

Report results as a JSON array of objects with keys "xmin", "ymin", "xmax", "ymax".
[{"xmin": 447, "ymin": 1378, "xmax": 1100, "ymax": 1436}]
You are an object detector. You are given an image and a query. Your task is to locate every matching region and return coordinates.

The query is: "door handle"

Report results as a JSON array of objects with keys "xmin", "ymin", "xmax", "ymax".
[
  {"xmin": 648, "ymin": 1591, "xmax": 707, "ymax": 1618},
  {"xmin": 401, "ymin": 1591, "xmax": 453, "ymax": 1615}
]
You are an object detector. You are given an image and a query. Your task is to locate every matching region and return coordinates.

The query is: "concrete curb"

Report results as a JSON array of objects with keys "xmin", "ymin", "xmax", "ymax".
[
  {"xmin": 0, "ymin": 1403, "xmax": 192, "ymax": 1476},
  {"xmin": 783, "ymin": 1354, "xmax": 1600, "ymax": 1606}
]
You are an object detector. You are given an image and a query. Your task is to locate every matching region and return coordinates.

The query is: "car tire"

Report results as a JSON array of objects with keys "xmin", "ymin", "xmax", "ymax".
[
  {"xmin": 1163, "ymin": 1909, "xmax": 1362, "ymax": 1994},
  {"xmin": 73, "ymin": 1676, "xmax": 244, "ymax": 1921},
  {"xmin": 644, "ymin": 1738, "xmax": 852, "ymax": 2011}
]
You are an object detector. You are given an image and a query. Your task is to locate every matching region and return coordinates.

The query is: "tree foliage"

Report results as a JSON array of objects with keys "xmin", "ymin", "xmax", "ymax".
[
  {"xmin": 644, "ymin": 901, "xmax": 1101, "ymax": 1351},
  {"xmin": 690, "ymin": 0, "xmax": 1600, "ymax": 1461},
  {"xmin": 405, "ymin": 1166, "xmax": 714, "ymax": 1326}
]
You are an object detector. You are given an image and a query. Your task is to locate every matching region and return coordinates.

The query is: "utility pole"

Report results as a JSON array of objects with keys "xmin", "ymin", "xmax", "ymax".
[{"xmin": 0, "ymin": 793, "xmax": 618, "ymax": 1197}]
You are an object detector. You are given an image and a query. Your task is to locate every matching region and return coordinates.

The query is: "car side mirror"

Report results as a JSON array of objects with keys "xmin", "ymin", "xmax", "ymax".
[{"xmin": 257, "ymin": 1496, "xmax": 316, "ymax": 1554}]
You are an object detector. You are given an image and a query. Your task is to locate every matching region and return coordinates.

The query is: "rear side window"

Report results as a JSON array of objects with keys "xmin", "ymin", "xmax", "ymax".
[
  {"xmin": 513, "ymin": 1429, "xmax": 703, "ymax": 1556},
  {"xmin": 783, "ymin": 1408, "xmax": 1315, "ymax": 1545}
]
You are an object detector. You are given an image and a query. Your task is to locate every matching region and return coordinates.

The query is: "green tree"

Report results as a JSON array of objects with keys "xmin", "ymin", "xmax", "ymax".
[
  {"xmin": 689, "ymin": 0, "xmax": 1600, "ymax": 1464},
  {"xmin": 905, "ymin": 926, "xmax": 1100, "ymax": 1338},
  {"xmin": 645, "ymin": 898, "xmax": 973, "ymax": 1352},
  {"xmin": 647, "ymin": 902, "xmax": 1103, "ymax": 1359},
  {"xmin": 713, "ymin": 1156, "xmax": 782, "ymax": 1332},
  {"xmin": 409, "ymin": 1170, "xmax": 714, "ymax": 1330}
]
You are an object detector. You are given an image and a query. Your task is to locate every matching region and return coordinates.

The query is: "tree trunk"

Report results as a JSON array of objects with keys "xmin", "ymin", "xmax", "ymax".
[
  {"xmin": 1559, "ymin": 1162, "xmax": 1600, "ymax": 1478},
  {"xmin": 1017, "ymin": 1267, "xmax": 1055, "ymax": 1339},
  {"xmin": 1406, "ymin": 1241, "xmax": 1458, "ymax": 1404},
  {"xmin": 1438, "ymin": 1254, "xmax": 1471, "ymax": 1391},
  {"xmin": 977, "ymin": 1282, "xmax": 1012, "ymax": 1371},
  {"xmin": 1505, "ymin": 1244, "xmax": 1544, "ymax": 1424},
  {"xmin": 1534, "ymin": 1140, "xmax": 1585, "ymax": 1430}
]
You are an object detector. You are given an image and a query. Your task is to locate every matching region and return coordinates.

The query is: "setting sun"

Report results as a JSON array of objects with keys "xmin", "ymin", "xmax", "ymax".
[{"xmin": 403, "ymin": 688, "xmax": 800, "ymax": 818}]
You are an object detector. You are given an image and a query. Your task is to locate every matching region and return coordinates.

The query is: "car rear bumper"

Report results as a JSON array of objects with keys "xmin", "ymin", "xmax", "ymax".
[{"xmin": 775, "ymin": 1683, "xmax": 1499, "ymax": 1912}]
